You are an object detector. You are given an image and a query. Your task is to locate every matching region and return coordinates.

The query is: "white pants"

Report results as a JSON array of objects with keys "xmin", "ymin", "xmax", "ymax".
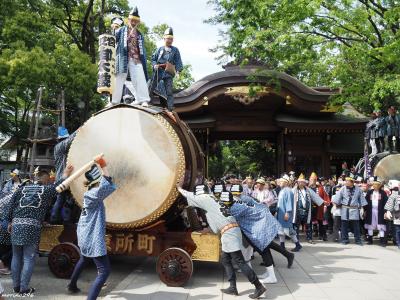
[
  {"xmin": 370, "ymin": 139, "xmax": 377, "ymax": 155},
  {"xmin": 112, "ymin": 59, "xmax": 150, "ymax": 104}
]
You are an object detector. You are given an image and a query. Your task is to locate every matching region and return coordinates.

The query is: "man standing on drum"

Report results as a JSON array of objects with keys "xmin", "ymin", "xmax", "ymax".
[
  {"xmin": 111, "ymin": 7, "xmax": 150, "ymax": 107},
  {"xmin": 150, "ymin": 27, "xmax": 183, "ymax": 121}
]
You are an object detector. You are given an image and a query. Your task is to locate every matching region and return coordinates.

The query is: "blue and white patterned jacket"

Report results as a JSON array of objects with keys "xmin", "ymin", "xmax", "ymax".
[
  {"xmin": 5, "ymin": 181, "xmax": 61, "ymax": 245},
  {"xmin": 376, "ymin": 117, "xmax": 387, "ymax": 138},
  {"xmin": 230, "ymin": 195, "xmax": 280, "ymax": 251},
  {"xmin": 0, "ymin": 192, "xmax": 13, "ymax": 245},
  {"xmin": 151, "ymin": 46, "xmax": 183, "ymax": 78},
  {"xmin": 77, "ymin": 176, "xmax": 116, "ymax": 257},
  {"xmin": 114, "ymin": 26, "xmax": 148, "ymax": 80},
  {"xmin": 54, "ymin": 132, "xmax": 76, "ymax": 181},
  {"xmin": 276, "ymin": 187, "xmax": 294, "ymax": 228},
  {"xmin": 1, "ymin": 179, "xmax": 20, "ymax": 196},
  {"xmin": 332, "ymin": 185, "xmax": 367, "ymax": 221},
  {"xmin": 385, "ymin": 114, "xmax": 400, "ymax": 137}
]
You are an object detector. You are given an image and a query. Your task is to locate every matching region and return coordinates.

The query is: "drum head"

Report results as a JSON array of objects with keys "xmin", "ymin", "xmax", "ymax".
[
  {"xmin": 68, "ymin": 106, "xmax": 185, "ymax": 229},
  {"xmin": 374, "ymin": 153, "xmax": 400, "ymax": 183}
]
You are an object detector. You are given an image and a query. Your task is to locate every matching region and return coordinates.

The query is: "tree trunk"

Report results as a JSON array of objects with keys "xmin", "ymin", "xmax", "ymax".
[
  {"xmin": 16, "ymin": 145, "xmax": 24, "ymax": 164},
  {"xmin": 98, "ymin": 0, "xmax": 106, "ymax": 35},
  {"xmin": 89, "ymin": 14, "xmax": 96, "ymax": 63}
]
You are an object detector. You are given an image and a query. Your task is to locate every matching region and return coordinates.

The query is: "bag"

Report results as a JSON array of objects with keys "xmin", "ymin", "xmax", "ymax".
[{"xmin": 165, "ymin": 62, "xmax": 176, "ymax": 76}]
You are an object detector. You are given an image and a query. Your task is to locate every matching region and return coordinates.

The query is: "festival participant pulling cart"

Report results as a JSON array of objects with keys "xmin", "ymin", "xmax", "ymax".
[{"xmin": 39, "ymin": 104, "xmax": 220, "ymax": 287}]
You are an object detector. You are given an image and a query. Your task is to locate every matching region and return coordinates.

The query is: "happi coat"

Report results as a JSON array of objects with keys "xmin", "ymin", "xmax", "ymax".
[
  {"xmin": 4, "ymin": 180, "xmax": 62, "ymax": 245},
  {"xmin": 332, "ymin": 185, "xmax": 367, "ymax": 221},
  {"xmin": 292, "ymin": 186, "xmax": 324, "ymax": 224},
  {"xmin": 114, "ymin": 26, "xmax": 148, "ymax": 79},
  {"xmin": 276, "ymin": 186, "xmax": 295, "ymax": 228},
  {"xmin": 54, "ymin": 132, "xmax": 76, "ymax": 181},
  {"xmin": 77, "ymin": 176, "xmax": 116, "ymax": 257},
  {"xmin": 230, "ymin": 194, "xmax": 280, "ymax": 251},
  {"xmin": 178, "ymin": 188, "xmax": 242, "ymax": 253}
]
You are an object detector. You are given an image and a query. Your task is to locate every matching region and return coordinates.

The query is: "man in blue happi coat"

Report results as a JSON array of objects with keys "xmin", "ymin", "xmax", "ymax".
[
  {"xmin": 375, "ymin": 110, "xmax": 386, "ymax": 153},
  {"xmin": 276, "ymin": 175, "xmax": 303, "ymax": 252},
  {"xmin": 386, "ymin": 106, "xmax": 400, "ymax": 152},
  {"xmin": 332, "ymin": 173, "xmax": 367, "ymax": 245},
  {"xmin": 111, "ymin": 7, "xmax": 150, "ymax": 106},
  {"xmin": 1, "ymin": 169, "xmax": 21, "ymax": 197},
  {"xmin": 178, "ymin": 185, "xmax": 266, "ymax": 298},
  {"xmin": 4, "ymin": 166, "xmax": 73, "ymax": 295},
  {"xmin": 50, "ymin": 126, "xmax": 76, "ymax": 224},
  {"xmin": 150, "ymin": 27, "xmax": 183, "ymax": 118},
  {"xmin": 228, "ymin": 185, "xmax": 294, "ymax": 285},
  {"xmin": 292, "ymin": 174, "xmax": 324, "ymax": 244}
]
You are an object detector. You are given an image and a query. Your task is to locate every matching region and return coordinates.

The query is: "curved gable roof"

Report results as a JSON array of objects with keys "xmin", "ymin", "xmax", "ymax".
[{"xmin": 173, "ymin": 65, "xmax": 338, "ymax": 111}]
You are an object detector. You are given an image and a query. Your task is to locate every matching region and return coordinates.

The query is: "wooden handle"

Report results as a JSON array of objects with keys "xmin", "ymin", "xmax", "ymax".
[{"xmin": 56, "ymin": 153, "xmax": 104, "ymax": 193}]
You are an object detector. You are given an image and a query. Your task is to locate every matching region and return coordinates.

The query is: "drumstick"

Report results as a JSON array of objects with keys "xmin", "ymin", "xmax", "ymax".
[{"xmin": 56, "ymin": 153, "xmax": 104, "ymax": 193}]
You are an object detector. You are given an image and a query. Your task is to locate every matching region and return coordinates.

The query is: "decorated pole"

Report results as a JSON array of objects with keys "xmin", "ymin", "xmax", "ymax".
[{"xmin": 97, "ymin": 34, "xmax": 116, "ymax": 95}]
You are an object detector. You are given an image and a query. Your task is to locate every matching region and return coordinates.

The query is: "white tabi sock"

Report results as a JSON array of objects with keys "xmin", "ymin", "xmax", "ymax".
[{"xmin": 260, "ymin": 266, "xmax": 277, "ymax": 284}]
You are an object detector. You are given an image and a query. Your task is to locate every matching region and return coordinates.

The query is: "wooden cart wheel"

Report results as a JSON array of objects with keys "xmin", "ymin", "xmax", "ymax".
[
  {"xmin": 156, "ymin": 247, "xmax": 193, "ymax": 287},
  {"xmin": 48, "ymin": 242, "xmax": 81, "ymax": 278}
]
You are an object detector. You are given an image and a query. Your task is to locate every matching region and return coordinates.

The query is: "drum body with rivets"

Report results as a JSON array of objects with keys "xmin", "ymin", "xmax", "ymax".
[{"xmin": 67, "ymin": 105, "xmax": 204, "ymax": 229}]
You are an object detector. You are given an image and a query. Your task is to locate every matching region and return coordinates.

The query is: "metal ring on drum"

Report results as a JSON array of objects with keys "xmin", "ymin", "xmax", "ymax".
[{"xmin": 67, "ymin": 104, "xmax": 204, "ymax": 229}]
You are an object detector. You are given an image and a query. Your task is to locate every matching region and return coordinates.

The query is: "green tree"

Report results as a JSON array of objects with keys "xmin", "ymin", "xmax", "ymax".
[
  {"xmin": 208, "ymin": 140, "xmax": 276, "ymax": 178},
  {"xmin": 174, "ymin": 64, "xmax": 195, "ymax": 90},
  {"xmin": 207, "ymin": 0, "xmax": 400, "ymax": 113}
]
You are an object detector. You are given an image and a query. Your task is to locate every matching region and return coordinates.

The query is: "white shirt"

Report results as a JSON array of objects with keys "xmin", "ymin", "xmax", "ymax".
[{"xmin": 372, "ymin": 191, "xmax": 380, "ymax": 208}]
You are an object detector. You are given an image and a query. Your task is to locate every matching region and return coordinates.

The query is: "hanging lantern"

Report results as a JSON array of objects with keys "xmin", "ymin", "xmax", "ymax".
[{"xmin": 97, "ymin": 34, "xmax": 116, "ymax": 94}]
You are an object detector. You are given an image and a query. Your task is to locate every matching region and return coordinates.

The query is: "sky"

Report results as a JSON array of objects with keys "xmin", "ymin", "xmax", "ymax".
[{"xmin": 129, "ymin": 0, "xmax": 225, "ymax": 81}]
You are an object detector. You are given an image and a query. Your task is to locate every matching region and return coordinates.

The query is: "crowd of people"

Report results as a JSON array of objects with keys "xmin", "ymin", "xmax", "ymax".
[
  {"xmin": 176, "ymin": 170, "xmax": 400, "ymax": 297},
  {"xmin": 206, "ymin": 172, "xmax": 400, "ymax": 248}
]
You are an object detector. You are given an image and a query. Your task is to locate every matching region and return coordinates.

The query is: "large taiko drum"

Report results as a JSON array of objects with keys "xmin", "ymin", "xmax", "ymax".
[
  {"xmin": 373, "ymin": 153, "xmax": 400, "ymax": 182},
  {"xmin": 67, "ymin": 105, "xmax": 204, "ymax": 229}
]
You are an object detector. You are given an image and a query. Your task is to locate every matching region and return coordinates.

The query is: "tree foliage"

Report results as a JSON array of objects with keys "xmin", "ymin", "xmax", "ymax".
[
  {"xmin": 207, "ymin": 0, "xmax": 400, "ymax": 113},
  {"xmin": 208, "ymin": 140, "xmax": 276, "ymax": 179}
]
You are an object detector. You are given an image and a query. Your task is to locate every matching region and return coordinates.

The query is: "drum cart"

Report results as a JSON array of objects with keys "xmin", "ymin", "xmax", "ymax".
[
  {"xmin": 40, "ymin": 220, "xmax": 220, "ymax": 287},
  {"xmin": 39, "ymin": 104, "xmax": 219, "ymax": 286}
]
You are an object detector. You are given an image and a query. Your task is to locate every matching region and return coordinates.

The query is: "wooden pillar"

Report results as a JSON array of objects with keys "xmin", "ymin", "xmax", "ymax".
[
  {"xmin": 205, "ymin": 128, "xmax": 210, "ymax": 178},
  {"xmin": 322, "ymin": 133, "xmax": 331, "ymax": 177},
  {"xmin": 277, "ymin": 130, "xmax": 285, "ymax": 175},
  {"xmin": 29, "ymin": 86, "xmax": 44, "ymax": 174}
]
